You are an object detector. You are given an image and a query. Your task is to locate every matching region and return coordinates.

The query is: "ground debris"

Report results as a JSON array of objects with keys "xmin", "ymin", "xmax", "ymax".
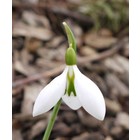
[{"xmin": 12, "ymin": 0, "xmax": 129, "ymax": 139}]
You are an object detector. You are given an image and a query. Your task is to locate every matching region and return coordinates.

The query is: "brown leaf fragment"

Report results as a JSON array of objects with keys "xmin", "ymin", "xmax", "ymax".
[
  {"xmin": 22, "ymin": 11, "xmax": 51, "ymax": 28},
  {"xmin": 80, "ymin": 46, "xmax": 98, "ymax": 56},
  {"xmin": 113, "ymin": 55, "xmax": 128, "ymax": 73},
  {"xmin": 14, "ymin": 60, "xmax": 38, "ymax": 76},
  {"xmin": 85, "ymin": 32, "xmax": 117, "ymax": 49},
  {"xmin": 103, "ymin": 57, "xmax": 125, "ymax": 74},
  {"xmin": 47, "ymin": 36, "xmax": 65, "ymax": 48},
  {"xmin": 115, "ymin": 112, "xmax": 129, "ymax": 130},
  {"xmin": 14, "ymin": 60, "xmax": 29, "ymax": 76},
  {"xmin": 110, "ymin": 126, "xmax": 123, "ymax": 138},
  {"xmin": 28, "ymin": 120, "xmax": 48, "ymax": 139},
  {"xmin": 21, "ymin": 83, "xmax": 43, "ymax": 114},
  {"xmin": 105, "ymin": 98, "xmax": 122, "ymax": 114},
  {"xmin": 13, "ymin": 22, "xmax": 53, "ymax": 41},
  {"xmin": 105, "ymin": 73, "xmax": 129, "ymax": 97}
]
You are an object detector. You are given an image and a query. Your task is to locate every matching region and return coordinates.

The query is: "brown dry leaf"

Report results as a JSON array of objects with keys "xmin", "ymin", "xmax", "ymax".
[
  {"xmin": 85, "ymin": 32, "xmax": 117, "ymax": 49},
  {"xmin": 20, "ymin": 49, "xmax": 33, "ymax": 66},
  {"xmin": 14, "ymin": 60, "xmax": 38, "ymax": 76},
  {"xmin": 37, "ymin": 46, "xmax": 66, "ymax": 62},
  {"xmin": 47, "ymin": 36, "xmax": 65, "ymax": 48},
  {"xmin": 53, "ymin": 47, "xmax": 66, "ymax": 61},
  {"xmin": 98, "ymin": 28, "xmax": 113, "ymax": 37},
  {"xmin": 110, "ymin": 126, "xmax": 123, "ymax": 138},
  {"xmin": 113, "ymin": 55, "xmax": 129, "ymax": 72},
  {"xmin": 25, "ymin": 38, "xmax": 42, "ymax": 53},
  {"xmin": 36, "ymin": 58, "xmax": 63, "ymax": 70},
  {"xmin": 37, "ymin": 47, "xmax": 56, "ymax": 60},
  {"xmin": 14, "ymin": 49, "xmax": 40, "ymax": 76},
  {"xmin": 14, "ymin": 60, "xmax": 29, "ymax": 76},
  {"xmin": 105, "ymin": 73, "xmax": 129, "ymax": 97},
  {"xmin": 105, "ymin": 98, "xmax": 122, "ymax": 114},
  {"xmin": 80, "ymin": 46, "xmax": 98, "ymax": 56},
  {"xmin": 103, "ymin": 58, "xmax": 124, "ymax": 74},
  {"xmin": 103, "ymin": 54, "xmax": 128, "ymax": 84},
  {"xmin": 28, "ymin": 120, "xmax": 48, "ymax": 139},
  {"xmin": 115, "ymin": 112, "xmax": 129, "ymax": 130},
  {"xmin": 22, "ymin": 11, "xmax": 51, "ymax": 28},
  {"xmin": 13, "ymin": 21, "xmax": 53, "ymax": 41},
  {"xmin": 21, "ymin": 83, "xmax": 44, "ymax": 114}
]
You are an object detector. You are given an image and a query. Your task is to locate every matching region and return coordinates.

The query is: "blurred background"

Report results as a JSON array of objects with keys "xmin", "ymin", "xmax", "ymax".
[{"xmin": 12, "ymin": 0, "xmax": 129, "ymax": 140}]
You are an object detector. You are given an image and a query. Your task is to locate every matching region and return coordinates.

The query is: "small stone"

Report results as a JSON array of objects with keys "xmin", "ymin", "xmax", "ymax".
[
  {"xmin": 110, "ymin": 126, "xmax": 123, "ymax": 136},
  {"xmin": 105, "ymin": 136, "xmax": 113, "ymax": 140},
  {"xmin": 25, "ymin": 38, "xmax": 42, "ymax": 53},
  {"xmin": 115, "ymin": 112, "xmax": 129, "ymax": 129},
  {"xmin": 98, "ymin": 28, "xmax": 113, "ymax": 37},
  {"xmin": 105, "ymin": 98, "xmax": 122, "ymax": 114},
  {"xmin": 80, "ymin": 46, "xmax": 97, "ymax": 56}
]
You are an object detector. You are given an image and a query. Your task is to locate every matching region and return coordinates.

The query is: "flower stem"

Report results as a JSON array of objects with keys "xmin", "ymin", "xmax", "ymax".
[{"xmin": 43, "ymin": 99, "xmax": 62, "ymax": 140}]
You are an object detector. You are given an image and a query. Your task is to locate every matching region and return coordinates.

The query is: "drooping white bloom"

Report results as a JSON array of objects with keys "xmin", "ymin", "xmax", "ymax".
[
  {"xmin": 33, "ymin": 65, "xmax": 106, "ymax": 120},
  {"xmin": 33, "ymin": 22, "xmax": 106, "ymax": 121}
]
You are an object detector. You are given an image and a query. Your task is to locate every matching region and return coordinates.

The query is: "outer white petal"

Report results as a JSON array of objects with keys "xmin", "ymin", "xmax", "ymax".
[
  {"xmin": 33, "ymin": 67, "xmax": 68, "ymax": 117},
  {"xmin": 62, "ymin": 93, "xmax": 81, "ymax": 110},
  {"xmin": 73, "ymin": 65, "xmax": 106, "ymax": 120}
]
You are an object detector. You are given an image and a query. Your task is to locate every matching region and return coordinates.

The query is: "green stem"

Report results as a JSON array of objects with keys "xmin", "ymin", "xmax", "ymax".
[{"xmin": 43, "ymin": 99, "xmax": 62, "ymax": 140}]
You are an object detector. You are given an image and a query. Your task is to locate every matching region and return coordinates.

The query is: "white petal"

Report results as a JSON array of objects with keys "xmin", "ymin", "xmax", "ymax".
[
  {"xmin": 33, "ymin": 67, "xmax": 68, "ymax": 117},
  {"xmin": 62, "ymin": 93, "xmax": 81, "ymax": 110},
  {"xmin": 73, "ymin": 66, "xmax": 106, "ymax": 120}
]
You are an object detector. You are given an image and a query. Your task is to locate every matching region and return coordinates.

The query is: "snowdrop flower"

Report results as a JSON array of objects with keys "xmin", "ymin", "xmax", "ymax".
[{"xmin": 33, "ymin": 22, "xmax": 106, "ymax": 120}]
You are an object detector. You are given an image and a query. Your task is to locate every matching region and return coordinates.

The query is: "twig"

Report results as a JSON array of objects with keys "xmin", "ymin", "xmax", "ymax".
[
  {"xmin": 12, "ymin": 2, "xmax": 94, "ymax": 26},
  {"xmin": 13, "ymin": 65, "xmax": 65, "ymax": 88},
  {"xmin": 13, "ymin": 113, "xmax": 47, "ymax": 122},
  {"xmin": 78, "ymin": 37, "xmax": 128, "ymax": 64}
]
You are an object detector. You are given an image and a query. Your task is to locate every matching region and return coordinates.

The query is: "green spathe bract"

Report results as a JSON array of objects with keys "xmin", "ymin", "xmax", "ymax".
[{"xmin": 63, "ymin": 22, "xmax": 76, "ymax": 52}]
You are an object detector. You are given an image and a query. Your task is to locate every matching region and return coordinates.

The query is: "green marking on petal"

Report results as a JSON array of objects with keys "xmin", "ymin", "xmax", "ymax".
[{"xmin": 66, "ymin": 67, "xmax": 76, "ymax": 96}]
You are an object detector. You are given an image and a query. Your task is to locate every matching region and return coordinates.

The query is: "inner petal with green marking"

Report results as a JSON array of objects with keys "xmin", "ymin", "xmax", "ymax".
[{"xmin": 66, "ymin": 66, "xmax": 76, "ymax": 96}]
